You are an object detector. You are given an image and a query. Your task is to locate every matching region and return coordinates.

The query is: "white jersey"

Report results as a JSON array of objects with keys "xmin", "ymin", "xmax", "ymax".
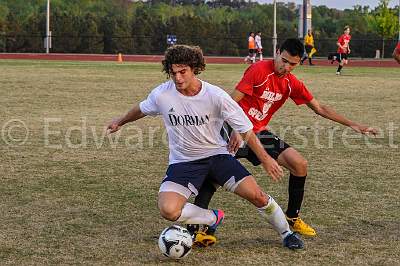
[
  {"xmin": 255, "ymin": 35, "xmax": 262, "ymax": 49},
  {"xmin": 140, "ymin": 80, "xmax": 253, "ymax": 164}
]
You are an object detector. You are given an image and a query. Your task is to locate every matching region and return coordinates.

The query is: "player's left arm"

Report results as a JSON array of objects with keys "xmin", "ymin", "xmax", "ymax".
[{"xmin": 306, "ymin": 98, "xmax": 377, "ymax": 135}]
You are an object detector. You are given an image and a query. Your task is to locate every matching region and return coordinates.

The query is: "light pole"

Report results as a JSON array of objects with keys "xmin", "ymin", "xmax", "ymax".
[
  {"xmin": 273, "ymin": 0, "xmax": 277, "ymax": 58},
  {"xmin": 45, "ymin": 0, "xmax": 50, "ymax": 54}
]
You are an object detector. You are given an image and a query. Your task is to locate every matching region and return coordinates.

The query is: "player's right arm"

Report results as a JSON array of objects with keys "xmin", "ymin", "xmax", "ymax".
[
  {"xmin": 107, "ymin": 104, "xmax": 146, "ymax": 134},
  {"xmin": 240, "ymin": 130, "xmax": 283, "ymax": 181},
  {"xmin": 221, "ymin": 90, "xmax": 283, "ymax": 181},
  {"xmin": 108, "ymin": 85, "xmax": 162, "ymax": 134},
  {"xmin": 227, "ymin": 89, "xmax": 246, "ymax": 153}
]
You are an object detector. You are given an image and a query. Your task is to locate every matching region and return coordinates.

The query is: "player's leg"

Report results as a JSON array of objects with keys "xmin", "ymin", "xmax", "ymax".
[
  {"xmin": 239, "ymin": 130, "xmax": 316, "ymax": 236},
  {"xmin": 234, "ymin": 176, "xmax": 303, "ymax": 249},
  {"xmin": 189, "ymin": 124, "xmax": 231, "ymax": 247},
  {"xmin": 244, "ymin": 50, "xmax": 251, "ymax": 63},
  {"xmin": 343, "ymin": 53, "xmax": 349, "ymax": 65},
  {"xmin": 336, "ymin": 53, "xmax": 344, "ymax": 74},
  {"xmin": 193, "ymin": 179, "xmax": 217, "ymax": 209},
  {"xmin": 210, "ymin": 155, "xmax": 304, "ymax": 249},
  {"xmin": 276, "ymin": 148, "xmax": 316, "ymax": 236},
  {"xmin": 308, "ymin": 51, "xmax": 314, "ymax": 65},
  {"xmin": 158, "ymin": 185, "xmax": 223, "ymax": 225},
  {"xmin": 251, "ymin": 50, "xmax": 256, "ymax": 63},
  {"xmin": 159, "ymin": 160, "xmax": 224, "ymax": 232},
  {"xmin": 188, "ymin": 179, "xmax": 219, "ymax": 247},
  {"xmin": 330, "ymin": 52, "xmax": 337, "ymax": 64}
]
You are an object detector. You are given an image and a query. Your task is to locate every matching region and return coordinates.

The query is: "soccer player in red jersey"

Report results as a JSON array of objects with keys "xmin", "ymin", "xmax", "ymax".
[
  {"xmin": 393, "ymin": 41, "xmax": 400, "ymax": 64},
  {"xmin": 335, "ymin": 25, "xmax": 351, "ymax": 75},
  {"xmin": 190, "ymin": 38, "xmax": 377, "ymax": 246}
]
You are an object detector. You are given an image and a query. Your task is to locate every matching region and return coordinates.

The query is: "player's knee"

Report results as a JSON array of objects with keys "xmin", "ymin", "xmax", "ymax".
[
  {"xmin": 292, "ymin": 158, "xmax": 308, "ymax": 176},
  {"xmin": 250, "ymin": 189, "xmax": 268, "ymax": 208},
  {"xmin": 159, "ymin": 204, "xmax": 181, "ymax": 221}
]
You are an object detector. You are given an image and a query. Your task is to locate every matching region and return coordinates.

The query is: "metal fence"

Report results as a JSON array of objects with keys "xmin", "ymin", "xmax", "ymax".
[{"xmin": 0, "ymin": 34, "xmax": 398, "ymax": 58}]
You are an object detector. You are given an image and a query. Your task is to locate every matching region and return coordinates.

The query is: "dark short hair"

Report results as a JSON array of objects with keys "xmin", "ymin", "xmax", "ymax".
[
  {"xmin": 344, "ymin": 25, "xmax": 350, "ymax": 31},
  {"xmin": 162, "ymin": 45, "xmax": 206, "ymax": 77},
  {"xmin": 279, "ymin": 38, "xmax": 304, "ymax": 58}
]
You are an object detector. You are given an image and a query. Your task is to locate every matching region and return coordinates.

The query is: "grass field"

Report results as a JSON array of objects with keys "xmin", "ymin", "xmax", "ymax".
[{"xmin": 1, "ymin": 60, "xmax": 399, "ymax": 265}]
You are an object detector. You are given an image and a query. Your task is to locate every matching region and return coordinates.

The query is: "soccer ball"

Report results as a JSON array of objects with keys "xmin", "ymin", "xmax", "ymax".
[{"xmin": 158, "ymin": 225, "xmax": 193, "ymax": 259}]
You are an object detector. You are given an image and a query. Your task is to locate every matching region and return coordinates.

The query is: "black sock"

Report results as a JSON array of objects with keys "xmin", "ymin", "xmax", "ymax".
[
  {"xmin": 187, "ymin": 180, "xmax": 217, "ymax": 234},
  {"xmin": 194, "ymin": 179, "xmax": 216, "ymax": 208},
  {"xmin": 286, "ymin": 174, "xmax": 306, "ymax": 219},
  {"xmin": 308, "ymin": 58, "xmax": 312, "ymax": 65},
  {"xmin": 337, "ymin": 65, "xmax": 343, "ymax": 72}
]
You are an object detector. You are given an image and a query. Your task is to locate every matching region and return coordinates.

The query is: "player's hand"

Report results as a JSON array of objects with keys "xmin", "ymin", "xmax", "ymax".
[
  {"xmin": 227, "ymin": 130, "xmax": 243, "ymax": 153},
  {"xmin": 261, "ymin": 158, "xmax": 284, "ymax": 182},
  {"xmin": 106, "ymin": 118, "xmax": 122, "ymax": 134},
  {"xmin": 351, "ymin": 124, "xmax": 377, "ymax": 136}
]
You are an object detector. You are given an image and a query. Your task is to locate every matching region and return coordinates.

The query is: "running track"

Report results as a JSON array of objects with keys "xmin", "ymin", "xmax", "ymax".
[{"xmin": 0, "ymin": 53, "xmax": 398, "ymax": 67}]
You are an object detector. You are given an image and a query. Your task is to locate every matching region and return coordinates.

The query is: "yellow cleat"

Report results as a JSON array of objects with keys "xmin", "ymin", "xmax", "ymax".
[
  {"xmin": 286, "ymin": 217, "xmax": 317, "ymax": 237},
  {"xmin": 193, "ymin": 231, "xmax": 217, "ymax": 248}
]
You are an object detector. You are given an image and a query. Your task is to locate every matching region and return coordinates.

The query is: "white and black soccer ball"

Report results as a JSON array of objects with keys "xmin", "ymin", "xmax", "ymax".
[{"xmin": 158, "ymin": 225, "xmax": 193, "ymax": 259}]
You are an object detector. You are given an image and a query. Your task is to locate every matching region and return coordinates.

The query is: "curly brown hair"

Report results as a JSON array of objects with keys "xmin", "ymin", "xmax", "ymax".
[{"xmin": 162, "ymin": 45, "xmax": 206, "ymax": 78}]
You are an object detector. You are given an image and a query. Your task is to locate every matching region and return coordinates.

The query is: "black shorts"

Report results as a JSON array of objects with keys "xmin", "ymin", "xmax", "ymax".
[
  {"xmin": 237, "ymin": 130, "xmax": 290, "ymax": 166},
  {"xmin": 221, "ymin": 123, "xmax": 290, "ymax": 166},
  {"xmin": 336, "ymin": 53, "xmax": 348, "ymax": 62},
  {"xmin": 161, "ymin": 154, "xmax": 251, "ymax": 197},
  {"xmin": 305, "ymin": 45, "xmax": 313, "ymax": 54}
]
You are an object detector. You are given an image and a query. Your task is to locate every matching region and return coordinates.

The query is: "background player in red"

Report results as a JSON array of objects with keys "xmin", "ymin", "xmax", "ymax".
[
  {"xmin": 335, "ymin": 25, "xmax": 351, "ymax": 75},
  {"xmin": 190, "ymin": 38, "xmax": 378, "ymax": 247},
  {"xmin": 393, "ymin": 41, "xmax": 400, "ymax": 64}
]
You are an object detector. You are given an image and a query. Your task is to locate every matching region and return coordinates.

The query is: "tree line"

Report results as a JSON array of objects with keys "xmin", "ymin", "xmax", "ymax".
[{"xmin": 0, "ymin": 0, "xmax": 398, "ymax": 57}]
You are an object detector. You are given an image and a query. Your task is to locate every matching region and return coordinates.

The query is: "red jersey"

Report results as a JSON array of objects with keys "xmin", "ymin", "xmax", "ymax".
[
  {"xmin": 236, "ymin": 60, "xmax": 313, "ymax": 133},
  {"xmin": 396, "ymin": 42, "xmax": 400, "ymax": 50},
  {"xmin": 337, "ymin": 34, "xmax": 351, "ymax": 54}
]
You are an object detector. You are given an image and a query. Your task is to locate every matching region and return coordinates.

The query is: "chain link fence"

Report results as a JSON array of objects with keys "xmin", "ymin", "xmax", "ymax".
[{"xmin": 0, "ymin": 34, "xmax": 398, "ymax": 59}]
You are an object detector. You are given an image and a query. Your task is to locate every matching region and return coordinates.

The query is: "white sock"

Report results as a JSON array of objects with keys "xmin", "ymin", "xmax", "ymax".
[
  {"xmin": 177, "ymin": 203, "xmax": 216, "ymax": 225},
  {"xmin": 257, "ymin": 196, "xmax": 291, "ymax": 239}
]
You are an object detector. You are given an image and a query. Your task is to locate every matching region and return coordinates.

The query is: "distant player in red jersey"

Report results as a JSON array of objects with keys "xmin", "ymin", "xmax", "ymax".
[
  {"xmin": 335, "ymin": 25, "xmax": 351, "ymax": 75},
  {"xmin": 190, "ymin": 39, "xmax": 378, "ymax": 246},
  {"xmin": 393, "ymin": 41, "xmax": 400, "ymax": 64}
]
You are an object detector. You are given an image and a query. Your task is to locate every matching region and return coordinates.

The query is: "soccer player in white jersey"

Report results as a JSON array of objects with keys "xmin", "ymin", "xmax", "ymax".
[
  {"xmin": 255, "ymin": 31, "xmax": 263, "ymax": 61},
  {"xmin": 107, "ymin": 45, "xmax": 304, "ymax": 249}
]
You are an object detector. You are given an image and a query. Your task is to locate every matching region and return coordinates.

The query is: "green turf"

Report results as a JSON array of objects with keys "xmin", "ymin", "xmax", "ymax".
[{"xmin": 1, "ymin": 60, "xmax": 399, "ymax": 265}]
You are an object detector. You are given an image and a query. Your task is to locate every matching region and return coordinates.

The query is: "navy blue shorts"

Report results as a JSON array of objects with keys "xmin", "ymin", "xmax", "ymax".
[{"xmin": 160, "ymin": 154, "xmax": 251, "ymax": 198}]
